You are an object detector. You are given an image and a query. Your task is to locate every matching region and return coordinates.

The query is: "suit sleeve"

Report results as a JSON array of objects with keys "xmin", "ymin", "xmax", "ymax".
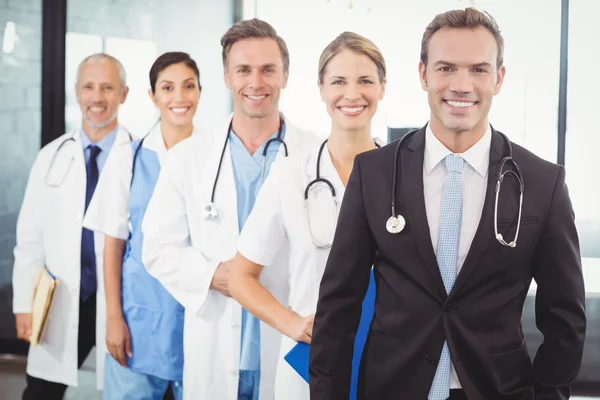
[
  {"xmin": 141, "ymin": 149, "xmax": 220, "ymax": 317},
  {"xmin": 309, "ymin": 155, "xmax": 377, "ymax": 400},
  {"xmin": 531, "ymin": 165, "xmax": 586, "ymax": 399},
  {"xmin": 12, "ymin": 151, "xmax": 47, "ymax": 313}
]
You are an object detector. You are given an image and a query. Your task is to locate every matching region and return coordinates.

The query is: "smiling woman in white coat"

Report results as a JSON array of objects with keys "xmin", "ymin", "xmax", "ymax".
[
  {"xmin": 12, "ymin": 53, "xmax": 130, "ymax": 399},
  {"xmin": 228, "ymin": 32, "xmax": 387, "ymax": 400},
  {"xmin": 141, "ymin": 19, "xmax": 318, "ymax": 400}
]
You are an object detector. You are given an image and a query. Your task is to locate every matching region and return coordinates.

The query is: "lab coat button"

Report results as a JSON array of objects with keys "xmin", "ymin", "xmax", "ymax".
[
  {"xmin": 230, "ymin": 368, "xmax": 238, "ymax": 376},
  {"xmin": 231, "ymin": 321, "xmax": 240, "ymax": 329}
]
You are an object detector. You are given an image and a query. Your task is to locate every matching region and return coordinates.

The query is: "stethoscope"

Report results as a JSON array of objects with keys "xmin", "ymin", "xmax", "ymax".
[
  {"xmin": 45, "ymin": 127, "xmax": 132, "ymax": 187},
  {"xmin": 386, "ymin": 128, "xmax": 524, "ymax": 248},
  {"xmin": 304, "ymin": 139, "xmax": 380, "ymax": 249},
  {"xmin": 203, "ymin": 115, "xmax": 288, "ymax": 220}
]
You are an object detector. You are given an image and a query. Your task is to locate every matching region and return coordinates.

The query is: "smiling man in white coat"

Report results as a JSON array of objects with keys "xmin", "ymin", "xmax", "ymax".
[
  {"xmin": 12, "ymin": 53, "xmax": 130, "ymax": 400},
  {"xmin": 142, "ymin": 19, "xmax": 318, "ymax": 400}
]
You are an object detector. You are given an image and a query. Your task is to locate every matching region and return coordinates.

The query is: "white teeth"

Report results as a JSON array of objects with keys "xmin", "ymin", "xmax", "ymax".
[
  {"xmin": 171, "ymin": 107, "xmax": 188, "ymax": 113},
  {"xmin": 90, "ymin": 107, "xmax": 104, "ymax": 112},
  {"xmin": 340, "ymin": 106, "xmax": 365, "ymax": 113},
  {"xmin": 247, "ymin": 95, "xmax": 267, "ymax": 100},
  {"xmin": 446, "ymin": 100, "xmax": 475, "ymax": 108}
]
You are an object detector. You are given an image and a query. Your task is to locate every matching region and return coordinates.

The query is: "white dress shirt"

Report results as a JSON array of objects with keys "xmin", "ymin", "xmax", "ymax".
[{"xmin": 423, "ymin": 123, "xmax": 492, "ymax": 389}]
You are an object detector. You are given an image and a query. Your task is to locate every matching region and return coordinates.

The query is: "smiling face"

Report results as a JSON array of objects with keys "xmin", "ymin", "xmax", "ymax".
[
  {"xmin": 224, "ymin": 37, "xmax": 288, "ymax": 120},
  {"xmin": 149, "ymin": 62, "xmax": 200, "ymax": 127},
  {"xmin": 419, "ymin": 26, "xmax": 505, "ymax": 137},
  {"xmin": 76, "ymin": 60, "xmax": 128, "ymax": 130},
  {"xmin": 319, "ymin": 49, "xmax": 385, "ymax": 133}
]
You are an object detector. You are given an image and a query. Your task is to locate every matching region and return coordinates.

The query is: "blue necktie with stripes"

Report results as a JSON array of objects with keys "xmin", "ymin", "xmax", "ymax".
[{"xmin": 428, "ymin": 154, "xmax": 464, "ymax": 400}]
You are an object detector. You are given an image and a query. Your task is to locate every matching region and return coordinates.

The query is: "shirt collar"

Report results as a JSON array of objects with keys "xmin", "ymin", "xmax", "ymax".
[
  {"xmin": 80, "ymin": 125, "xmax": 119, "ymax": 154},
  {"xmin": 424, "ymin": 123, "xmax": 491, "ymax": 177},
  {"xmin": 229, "ymin": 122, "xmax": 287, "ymax": 159}
]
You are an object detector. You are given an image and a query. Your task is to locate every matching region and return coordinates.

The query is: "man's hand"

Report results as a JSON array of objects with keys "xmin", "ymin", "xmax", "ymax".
[
  {"xmin": 15, "ymin": 313, "xmax": 32, "ymax": 342},
  {"xmin": 210, "ymin": 259, "xmax": 232, "ymax": 297},
  {"xmin": 284, "ymin": 313, "xmax": 315, "ymax": 344},
  {"xmin": 106, "ymin": 315, "xmax": 132, "ymax": 367}
]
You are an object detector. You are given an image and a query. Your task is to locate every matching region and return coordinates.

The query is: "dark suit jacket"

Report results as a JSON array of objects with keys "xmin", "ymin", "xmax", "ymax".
[{"xmin": 309, "ymin": 127, "xmax": 586, "ymax": 400}]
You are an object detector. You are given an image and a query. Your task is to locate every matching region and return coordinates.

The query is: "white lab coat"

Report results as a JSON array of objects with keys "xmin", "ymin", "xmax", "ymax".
[
  {"xmin": 12, "ymin": 126, "xmax": 132, "ymax": 389},
  {"xmin": 237, "ymin": 141, "xmax": 349, "ymax": 400},
  {"xmin": 141, "ymin": 114, "xmax": 319, "ymax": 400}
]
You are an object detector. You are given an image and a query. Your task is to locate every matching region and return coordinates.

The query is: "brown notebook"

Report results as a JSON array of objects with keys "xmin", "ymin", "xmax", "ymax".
[{"xmin": 29, "ymin": 268, "xmax": 58, "ymax": 346}]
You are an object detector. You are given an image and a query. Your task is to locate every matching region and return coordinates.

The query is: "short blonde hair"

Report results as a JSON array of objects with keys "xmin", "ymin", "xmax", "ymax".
[{"xmin": 318, "ymin": 31, "xmax": 386, "ymax": 83}]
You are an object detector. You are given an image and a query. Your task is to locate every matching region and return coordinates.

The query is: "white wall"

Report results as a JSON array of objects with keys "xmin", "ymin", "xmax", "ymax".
[
  {"xmin": 66, "ymin": 0, "xmax": 234, "ymax": 136},
  {"xmin": 252, "ymin": 0, "xmax": 562, "ymax": 165}
]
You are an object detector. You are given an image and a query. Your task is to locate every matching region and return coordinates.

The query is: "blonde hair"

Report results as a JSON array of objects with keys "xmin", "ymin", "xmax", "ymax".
[
  {"xmin": 318, "ymin": 31, "xmax": 386, "ymax": 83},
  {"xmin": 421, "ymin": 8, "xmax": 504, "ymax": 69}
]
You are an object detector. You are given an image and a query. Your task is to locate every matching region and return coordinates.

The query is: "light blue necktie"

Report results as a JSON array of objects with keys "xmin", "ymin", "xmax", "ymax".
[{"xmin": 428, "ymin": 154, "xmax": 464, "ymax": 400}]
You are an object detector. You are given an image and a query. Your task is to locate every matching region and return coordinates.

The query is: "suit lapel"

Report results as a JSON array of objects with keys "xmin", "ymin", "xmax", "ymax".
[
  {"xmin": 402, "ymin": 128, "xmax": 447, "ymax": 301},
  {"xmin": 449, "ymin": 129, "xmax": 506, "ymax": 298}
]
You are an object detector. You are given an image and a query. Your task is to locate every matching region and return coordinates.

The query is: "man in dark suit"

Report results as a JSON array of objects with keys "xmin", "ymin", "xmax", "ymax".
[{"xmin": 309, "ymin": 8, "xmax": 586, "ymax": 400}]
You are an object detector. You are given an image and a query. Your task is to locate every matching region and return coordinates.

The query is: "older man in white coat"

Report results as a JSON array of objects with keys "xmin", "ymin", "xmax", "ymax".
[
  {"xmin": 12, "ymin": 53, "xmax": 130, "ymax": 399},
  {"xmin": 142, "ymin": 19, "xmax": 318, "ymax": 400}
]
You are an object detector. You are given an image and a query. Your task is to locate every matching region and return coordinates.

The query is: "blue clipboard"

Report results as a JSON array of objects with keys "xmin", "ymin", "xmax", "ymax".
[{"xmin": 284, "ymin": 269, "xmax": 376, "ymax": 399}]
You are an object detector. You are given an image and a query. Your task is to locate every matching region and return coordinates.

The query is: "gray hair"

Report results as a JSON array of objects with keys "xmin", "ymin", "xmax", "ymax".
[{"xmin": 76, "ymin": 53, "xmax": 127, "ymax": 89}]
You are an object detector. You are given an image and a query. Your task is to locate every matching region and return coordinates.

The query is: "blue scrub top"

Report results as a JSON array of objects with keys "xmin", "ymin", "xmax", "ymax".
[
  {"xmin": 120, "ymin": 139, "xmax": 185, "ymax": 381},
  {"xmin": 230, "ymin": 124, "xmax": 286, "ymax": 373}
]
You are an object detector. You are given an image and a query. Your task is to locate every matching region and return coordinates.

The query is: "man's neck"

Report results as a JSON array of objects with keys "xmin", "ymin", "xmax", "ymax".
[
  {"xmin": 82, "ymin": 119, "xmax": 118, "ymax": 143},
  {"xmin": 231, "ymin": 111, "xmax": 281, "ymax": 155},
  {"xmin": 429, "ymin": 116, "xmax": 488, "ymax": 153},
  {"xmin": 161, "ymin": 120, "xmax": 194, "ymax": 150}
]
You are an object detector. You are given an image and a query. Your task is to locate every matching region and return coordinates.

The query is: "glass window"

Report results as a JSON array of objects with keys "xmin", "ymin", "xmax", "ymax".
[
  {"xmin": 565, "ymin": 0, "xmax": 599, "ymax": 385},
  {"xmin": 0, "ymin": 0, "xmax": 42, "ymax": 342},
  {"xmin": 66, "ymin": 0, "xmax": 235, "ymax": 136}
]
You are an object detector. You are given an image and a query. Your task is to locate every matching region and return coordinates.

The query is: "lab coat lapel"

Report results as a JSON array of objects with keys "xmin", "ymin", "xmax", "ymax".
[
  {"xmin": 200, "ymin": 115, "xmax": 239, "ymax": 238},
  {"xmin": 279, "ymin": 113, "xmax": 300, "ymax": 161}
]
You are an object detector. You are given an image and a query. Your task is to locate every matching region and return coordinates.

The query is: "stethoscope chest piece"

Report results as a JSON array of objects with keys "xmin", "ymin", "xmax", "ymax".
[
  {"xmin": 386, "ymin": 215, "xmax": 405, "ymax": 234},
  {"xmin": 203, "ymin": 202, "xmax": 218, "ymax": 220}
]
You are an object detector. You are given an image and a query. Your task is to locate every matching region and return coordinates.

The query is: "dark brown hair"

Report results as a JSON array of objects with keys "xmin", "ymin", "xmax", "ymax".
[
  {"xmin": 149, "ymin": 52, "xmax": 200, "ymax": 93},
  {"xmin": 421, "ymin": 8, "xmax": 504, "ymax": 69}
]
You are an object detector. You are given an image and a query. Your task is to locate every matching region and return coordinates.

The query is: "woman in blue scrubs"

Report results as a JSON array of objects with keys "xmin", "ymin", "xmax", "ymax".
[{"xmin": 83, "ymin": 52, "xmax": 202, "ymax": 400}]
